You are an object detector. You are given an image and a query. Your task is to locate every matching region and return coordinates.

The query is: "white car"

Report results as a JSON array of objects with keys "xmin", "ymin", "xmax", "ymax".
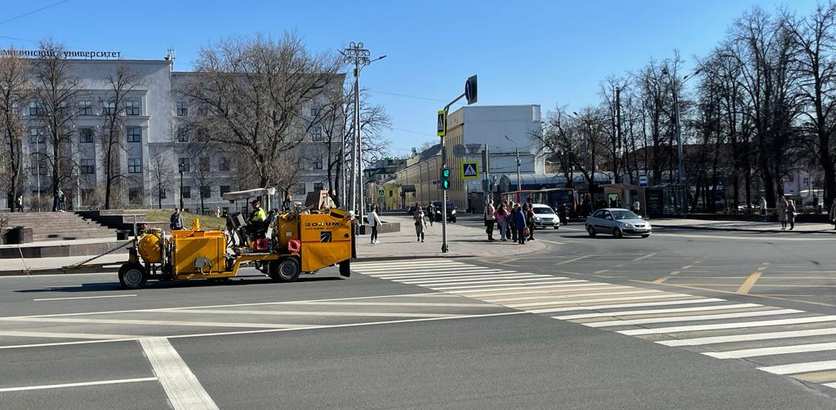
[{"xmin": 531, "ymin": 204, "xmax": 560, "ymax": 229}]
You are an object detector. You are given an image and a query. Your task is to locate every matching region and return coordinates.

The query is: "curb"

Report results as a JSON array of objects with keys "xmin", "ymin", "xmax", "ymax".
[
  {"xmin": 0, "ymin": 262, "xmax": 121, "ymax": 276},
  {"xmin": 653, "ymin": 224, "xmax": 836, "ymax": 234}
]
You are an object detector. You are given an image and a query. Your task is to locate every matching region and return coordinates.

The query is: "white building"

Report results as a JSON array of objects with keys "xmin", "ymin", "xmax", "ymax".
[{"xmin": 11, "ymin": 53, "xmax": 343, "ymax": 213}]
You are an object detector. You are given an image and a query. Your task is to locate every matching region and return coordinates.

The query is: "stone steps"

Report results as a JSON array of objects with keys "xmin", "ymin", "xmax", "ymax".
[{"xmin": 0, "ymin": 212, "xmax": 117, "ymax": 242}]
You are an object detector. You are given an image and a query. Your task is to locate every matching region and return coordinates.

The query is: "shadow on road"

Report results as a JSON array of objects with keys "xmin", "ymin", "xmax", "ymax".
[{"xmin": 14, "ymin": 274, "xmax": 344, "ymax": 293}]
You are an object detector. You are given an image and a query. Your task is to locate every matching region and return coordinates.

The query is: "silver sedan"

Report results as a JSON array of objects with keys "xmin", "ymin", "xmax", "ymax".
[{"xmin": 585, "ymin": 208, "xmax": 651, "ymax": 238}]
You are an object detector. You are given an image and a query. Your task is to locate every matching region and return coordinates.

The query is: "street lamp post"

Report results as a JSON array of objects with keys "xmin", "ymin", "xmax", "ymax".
[
  {"xmin": 341, "ymin": 42, "xmax": 385, "ymax": 226},
  {"xmin": 664, "ymin": 67, "xmax": 701, "ymax": 216},
  {"xmin": 504, "ymin": 135, "xmax": 522, "ymax": 193},
  {"xmin": 178, "ymin": 168, "xmax": 184, "ymax": 210}
]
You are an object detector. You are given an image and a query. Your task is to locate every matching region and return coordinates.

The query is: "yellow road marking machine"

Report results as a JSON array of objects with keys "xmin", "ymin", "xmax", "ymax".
[{"xmin": 118, "ymin": 188, "xmax": 352, "ymax": 289}]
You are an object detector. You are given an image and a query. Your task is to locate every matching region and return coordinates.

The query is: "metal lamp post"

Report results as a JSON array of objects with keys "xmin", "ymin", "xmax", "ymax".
[{"xmin": 664, "ymin": 67, "xmax": 701, "ymax": 216}]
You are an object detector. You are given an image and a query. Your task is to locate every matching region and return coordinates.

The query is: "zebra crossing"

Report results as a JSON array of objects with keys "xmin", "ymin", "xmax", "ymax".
[{"xmin": 352, "ymin": 259, "xmax": 836, "ymax": 394}]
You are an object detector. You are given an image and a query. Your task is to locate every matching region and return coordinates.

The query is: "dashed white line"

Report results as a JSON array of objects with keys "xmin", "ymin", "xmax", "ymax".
[
  {"xmin": 33, "ymin": 294, "xmax": 137, "ymax": 302},
  {"xmin": 758, "ymin": 360, "xmax": 836, "ymax": 375}
]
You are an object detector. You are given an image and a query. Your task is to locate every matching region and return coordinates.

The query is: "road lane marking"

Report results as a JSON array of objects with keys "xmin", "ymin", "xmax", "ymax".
[
  {"xmin": 553, "ymin": 303, "xmax": 761, "ymax": 320},
  {"xmin": 354, "ymin": 264, "xmax": 471, "ymax": 272},
  {"xmin": 736, "ymin": 272, "xmax": 762, "ymax": 295},
  {"xmin": 468, "ymin": 284, "xmax": 626, "ymax": 299},
  {"xmin": 0, "ymin": 317, "xmax": 303, "ymax": 329},
  {"xmin": 531, "ymin": 298, "xmax": 724, "ymax": 314},
  {"xmin": 705, "ymin": 342, "xmax": 836, "ymax": 359},
  {"xmin": 403, "ymin": 277, "xmax": 565, "ymax": 287},
  {"xmin": 155, "ymin": 309, "xmax": 451, "ymax": 318},
  {"xmin": 652, "ymin": 233, "xmax": 836, "ymax": 241},
  {"xmin": 487, "ymin": 287, "xmax": 650, "ymax": 302},
  {"xmin": 0, "ymin": 377, "xmax": 158, "ymax": 393},
  {"xmin": 33, "ymin": 294, "xmax": 137, "ymax": 302},
  {"xmin": 593, "ymin": 269, "xmax": 609, "ymax": 274},
  {"xmin": 653, "ymin": 277, "xmax": 668, "ymax": 284},
  {"xmin": 497, "ymin": 293, "xmax": 690, "ymax": 308},
  {"xmin": 140, "ymin": 337, "xmax": 219, "ymax": 410},
  {"xmin": 432, "ymin": 280, "xmax": 585, "ymax": 291},
  {"xmin": 658, "ymin": 328, "xmax": 836, "ymax": 347},
  {"xmin": 398, "ymin": 273, "xmax": 550, "ymax": 284},
  {"xmin": 374, "ymin": 270, "xmax": 514, "ymax": 279},
  {"xmin": 632, "ymin": 253, "xmax": 657, "ymax": 262},
  {"xmin": 825, "ymin": 382, "xmax": 836, "ymax": 389},
  {"xmin": 620, "ymin": 315, "xmax": 836, "ymax": 336},
  {"xmin": 584, "ymin": 308, "xmax": 801, "ymax": 328},
  {"xmin": 503, "ymin": 290, "xmax": 666, "ymax": 307},
  {"xmin": 284, "ymin": 301, "xmax": 491, "ymax": 308},
  {"xmin": 555, "ymin": 255, "xmax": 594, "ymax": 265},
  {"xmin": 759, "ymin": 360, "xmax": 836, "ymax": 375},
  {"xmin": 0, "ymin": 330, "xmax": 140, "ymax": 340}
]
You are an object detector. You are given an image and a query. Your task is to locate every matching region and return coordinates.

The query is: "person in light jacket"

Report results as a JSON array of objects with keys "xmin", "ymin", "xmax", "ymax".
[
  {"xmin": 368, "ymin": 206, "xmax": 383, "ymax": 244},
  {"xmin": 830, "ymin": 200, "xmax": 836, "ymax": 230},
  {"xmin": 414, "ymin": 206, "xmax": 426, "ymax": 242},
  {"xmin": 484, "ymin": 201, "xmax": 496, "ymax": 241},
  {"xmin": 494, "ymin": 203, "xmax": 508, "ymax": 241}
]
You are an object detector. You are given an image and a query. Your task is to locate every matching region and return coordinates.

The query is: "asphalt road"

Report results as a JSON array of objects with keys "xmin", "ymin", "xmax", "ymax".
[{"xmin": 1, "ymin": 223, "xmax": 836, "ymax": 409}]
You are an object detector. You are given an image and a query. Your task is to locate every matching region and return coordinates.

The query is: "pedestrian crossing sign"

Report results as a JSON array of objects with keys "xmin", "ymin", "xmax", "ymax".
[{"xmin": 462, "ymin": 162, "xmax": 479, "ymax": 180}]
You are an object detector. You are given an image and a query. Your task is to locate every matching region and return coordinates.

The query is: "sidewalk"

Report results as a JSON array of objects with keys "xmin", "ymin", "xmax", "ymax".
[
  {"xmin": 0, "ymin": 253, "xmax": 127, "ymax": 274},
  {"xmin": 651, "ymin": 218, "xmax": 836, "ymax": 234},
  {"xmin": 355, "ymin": 215, "xmax": 548, "ymax": 260}
]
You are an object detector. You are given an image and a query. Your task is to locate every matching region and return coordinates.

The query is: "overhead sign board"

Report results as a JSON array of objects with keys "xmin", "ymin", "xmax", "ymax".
[
  {"xmin": 639, "ymin": 175, "xmax": 649, "ymax": 187},
  {"xmin": 461, "ymin": 162, "xmax": 479, "ymax": 180}
]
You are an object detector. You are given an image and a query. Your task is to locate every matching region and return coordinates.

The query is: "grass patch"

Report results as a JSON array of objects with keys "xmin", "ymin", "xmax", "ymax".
[{"xmin": 144, "ymin": 209, "xmax": 226, "ymax": 231}]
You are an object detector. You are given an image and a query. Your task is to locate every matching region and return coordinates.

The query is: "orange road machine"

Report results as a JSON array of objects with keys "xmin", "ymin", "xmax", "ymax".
[{"xmin": 117, "ymin": 188, "xmax": 352, "ymax": 289}]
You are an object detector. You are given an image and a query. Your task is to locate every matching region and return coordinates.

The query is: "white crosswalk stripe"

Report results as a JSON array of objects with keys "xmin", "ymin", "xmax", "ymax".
[{"xmin": 352, "ymin": 259, "xmax": 836, "ymax": 392}]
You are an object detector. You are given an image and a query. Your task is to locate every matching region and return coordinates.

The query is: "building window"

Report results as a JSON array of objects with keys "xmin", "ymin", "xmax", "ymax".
[
  {"xmin": 220, "ymin": 185, "xmax": 231, "ymax": 197},
  {"xmin": 79, "ymin": 128, "xmax": 95, "ymax": 143},
  {"xmin": 29, "ymin": 127, "xmax": 45, "ymax": 145},
  {"xmin": 127, "ymin": 127, "xmax": 141, "ymax": 143},
  {"xmin": 313, "ymin": 182, "xmax": 324, "ymax": 192},
  {"xmin": 80, "ymin": 159, "xmax": 95, "ymax": 175},
  {"xmin": 176, "ymin": 101, "xmax": 188, "ymax": 117},
  {"xmin": 103, "ymin": 100, "xmax": 116, "ymax": 115},
  {"xmin": 129, "ymin": 188, "xmax": 142, "ymax": 204},
  {"xmin": 218, "ymin": 157, "xmax": 230, "ymax": 172},
  {"xmin": 178, "ymin": 157, "xmax": 190, "ymax": 173},
  {"xmin": 181, "ymin": 186, "xmax": 191, "ymax": 199},
  {"xmin": 310, "ymin": 104, "xmax": 321, "ymax": 119},
  {"xmin": 293, "ymin": 183, "xmax": 306, "ymax": 195},
  {"xmin": 28, "ymin": 101, "xmax": 43, "ymax": 117},
  {"xmin": 160, "ymin": 189, "xmax": 167, "ymax": 199},
  {"xmin": 177, "ymin": 127, "xmax": 189, "ymax": 143},
  {"xmin": 125, "ymin": 99, "xmax": 141, "ymax": 116},
  {"xmin": 79, "ymin": 99, "xmax": 93, "ymax": 116},
  {"xmin": 313, "ymin": 157, "xmax": 323, "ymax": 170},
  {"xmin": 199, "ymin": 157, "xmax": 210, "ymax": 173},
  {"xmin": 200, "ymin": 185, "xmax": 211, "ymax": 199},
  {"xmin": 128, "ymin": 158, "xmax": 142, "ymax": 174},
  {"xmin": 311, "ymin": 125, "xmax": 324, "ymax": 142}
]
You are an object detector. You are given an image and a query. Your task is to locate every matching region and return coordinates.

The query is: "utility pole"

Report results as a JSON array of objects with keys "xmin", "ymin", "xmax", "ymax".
[
  {"xmin": 615, "ymin": 86, "xmax": 622, "ymax": 184},
  {"xmin": 515, "ymin": 147, "xmax": 522, "ymax": 192},
  {"xmin": 341, "ymin": 42, "xmax": 385, "ymax": 225},
  {"xmin": 665, "ymin": 67, "xmax": 700, "ymax": 216},
  {"xmin": 178, "ymin": 168, "xmax": 184, "ymax": 210}
]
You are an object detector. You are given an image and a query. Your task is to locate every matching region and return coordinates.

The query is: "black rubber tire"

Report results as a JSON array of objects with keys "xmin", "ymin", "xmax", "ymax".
[
  {"xmin": 118, "ymin": 263, "xmax": 147, "ymax": 289},
  {"xmin": 641, "ymin": 234, "xmax": 650, "ymax": 238},
  {"xmin": 586, "ymin": 225, "xmax": 596, "ymax": 237},
  {"xmin": 554, "ymin": 225, "xmax": 559, "ymax": 230},
  {"xmin": 271, "ymin": 257, "xmax": 301, "ymax": 282},
  {"xmin": 614, "ymin": 229, "xmax": 624, "ymax": 239}
]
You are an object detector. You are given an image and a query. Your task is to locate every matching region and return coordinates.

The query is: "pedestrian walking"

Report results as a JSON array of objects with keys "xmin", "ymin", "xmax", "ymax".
[
  {"xmin": 426, "ymin": 203, "xmax": 434, "ymax": 226},
  {"xmin": 15, "ymin": 195, "xmax": 22, "ymax": 212},
  {"xmin": 513, "ymin": 204, "xmax": 527, "ymax": 245},
  {"xmin": 484, "ymin": 201, "xmax": 496, "ymax": 241},
  {"xmin": 368, "ymin": 205, "xmax": 382, "ymax": 244},
  {"xmin": 778, "ymin": 196, "xmax": 788, "ymax": 230},
  {"xmin": 414, "ymin": 206, "xmax": 426, "ymax": 242},
  {"xmin": 760, "ymin": 196, "xmax": 768, "ymax": 221},
  {"xmin": 830, "ymin": 200, "xmax": 836, "ymax": 230},
  {"xmin": 632, "ymin": 199, "xmax": 641, "ymax": 215},
  {"xmin": 509, "ymin": 202, "xmax": 518, "ymax": 242},
  {"xmin": 787, "ymin": 198, "xmax": 797, "ymax": 231},
  {"xmin": 170, "ymin": 208, "xmax": 183, "ymax": 231},
  {"xmin": 495, "ymin": 203, "xmax": 508, "ymax": 241},
  {"xmin": 525, "ymin": 203, "xmax": 535, "ymax": 241}
]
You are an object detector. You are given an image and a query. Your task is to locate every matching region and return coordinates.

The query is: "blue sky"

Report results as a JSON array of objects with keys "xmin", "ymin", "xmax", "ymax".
[{"xmin": 0, "ymin": 0, "xmax": 822, "ymax": 156}]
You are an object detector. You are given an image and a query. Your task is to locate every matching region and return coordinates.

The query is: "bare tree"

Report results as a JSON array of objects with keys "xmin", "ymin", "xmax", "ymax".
[
  {"xmin": 0, "ymin": 50, "xmax": 29, "ymax": 211},
  {"xmin": 99, "ymin": 64, "xmax": 139, "ymax": 209},
  {"xmin": 30, "ymin": 40, "xmax": 79, "ymax": 211},
  {"xmin": 179, "ymin": 33, "xmax": 341, "ymax": 189},
  {"xmin": 148, "ymin": 152, "xmax": 174, "ymax": 209},
  {"xmin": 786, "ymin": 3, "xmax": 836, "ymax": 209},
  {"xmin": 538, "ymin": 106, "xmax": 607, "ymax": 192}
]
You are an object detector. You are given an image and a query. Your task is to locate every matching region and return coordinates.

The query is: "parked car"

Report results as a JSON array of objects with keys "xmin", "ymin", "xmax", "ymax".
[
  {"xmin": 430, "ymin": 201, "xmax": 457, "ymax": 223},
  {"xmin": 531, "ymin": 204, "xmax": 560, "ymax": 229},
  {"xmin": 585, "ymin": 208, "xmax": 651, "ymax": 238}
]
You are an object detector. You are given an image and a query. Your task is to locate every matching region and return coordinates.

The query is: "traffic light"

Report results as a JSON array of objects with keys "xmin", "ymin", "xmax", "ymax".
[{"xmin": 440, "ymin": 167, "xmax": 450, "ymax": 190}]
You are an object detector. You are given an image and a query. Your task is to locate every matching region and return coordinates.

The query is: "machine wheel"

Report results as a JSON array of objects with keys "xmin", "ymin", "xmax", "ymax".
[
  {"xmin": 641, "ymin": 234, "xmax": 650, "ymax": 238},
  {"xmin": 119, "ymin": 263, "xmax": 147, "ymax": 289},
  {"xmin": 613, "ymin": 229, "xmax": 624, "ymax": 239},
  {"xmin": 554, "ymin": 225, "xmax": 560, "ymax": 230},
  {"xmin": 587, "ymin": 225, "xmax": 596, "ymax": 237},
  {"xmin": 271, "ymin": 257, "xmax": 301, "ymax": 282}
]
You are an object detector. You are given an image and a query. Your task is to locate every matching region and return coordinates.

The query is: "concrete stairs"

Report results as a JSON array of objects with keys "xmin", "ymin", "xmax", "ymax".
[
  {"xmin": 0, "ymin": 212, "xmax": 118, "ymax": 242},
  {"xmin": 76, "ymin": 209, "xmax": 168, "ymax": 234}
]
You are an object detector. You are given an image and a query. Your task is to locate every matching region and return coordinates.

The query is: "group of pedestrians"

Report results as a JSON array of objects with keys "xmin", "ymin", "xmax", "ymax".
[
  {"xmin": 485, "ymin": 199, "xmax": 536, "ymax": 245},
  {"xmin": 776, "ymin": 195, "xmax": 798, "ymax": 231}
]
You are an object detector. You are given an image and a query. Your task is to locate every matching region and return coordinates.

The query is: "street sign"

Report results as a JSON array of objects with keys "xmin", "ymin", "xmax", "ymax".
[
  {"xmin": 639, "ymin": 175, "xmax": 649, "ymax": 187},
  {"xmin": 465, "ymin": 75, "xmax": 477, "ymax": 105},
  {"xmin": 437, "ymin": 110, "xmax": 446, "ymax": 137},
  {"xmin": 462, "ymin": 162, "xmax": 479, "ymax": 180}
]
